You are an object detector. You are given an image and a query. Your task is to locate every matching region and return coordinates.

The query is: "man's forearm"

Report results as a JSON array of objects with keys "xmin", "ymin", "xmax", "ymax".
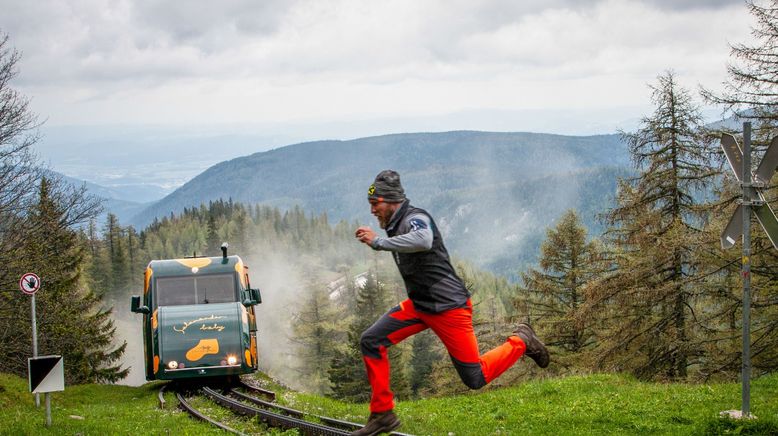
[{"xmin": 372, "ymin": 228, "xmax": 433, "ymax": 253}]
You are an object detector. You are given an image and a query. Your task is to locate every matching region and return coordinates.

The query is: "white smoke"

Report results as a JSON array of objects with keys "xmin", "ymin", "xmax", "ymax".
[
  {"xmin": 113, "ymin": 304, "xmax": 146, "ymax": 386},
  {"xmin": 244, "ymin": 244, "xmax": 316, "ymax": 390}
]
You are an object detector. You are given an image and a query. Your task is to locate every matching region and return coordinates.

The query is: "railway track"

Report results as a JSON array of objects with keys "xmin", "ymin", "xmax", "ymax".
[{"xmin": 171, "ymin": 380, "xmax": 411, "ymax": 435}]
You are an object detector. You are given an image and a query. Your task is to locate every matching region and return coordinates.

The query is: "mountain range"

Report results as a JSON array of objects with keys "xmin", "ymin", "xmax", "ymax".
[
  {"xmin": 53, "ymin": 130, "xmax": 631, "ymax": 277},
  {"xmin": 94, "ymin": 130, "xmax": 629, "ymax": 278}
]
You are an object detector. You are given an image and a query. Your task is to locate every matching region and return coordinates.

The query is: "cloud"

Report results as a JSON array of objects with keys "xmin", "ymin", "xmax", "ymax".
[
  {"xmin": 0, "ymin": 0, "xmax": 756, "ymax": 127},
  {"xmin": 131, "ymin": 0, "xmax": 289, "ymax": 46},
  {"xmin": 644, "ymin": 0, "xmax": 743, "ymax": 11}
]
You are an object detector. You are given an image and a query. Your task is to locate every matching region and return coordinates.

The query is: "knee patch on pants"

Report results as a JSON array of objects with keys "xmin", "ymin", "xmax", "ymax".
[
  {"xmin": 360, "ymin": 329, "xmax": 385, "ymax": 359},
  {"xmin": 450, "ymin": 355, "xmax": 487, "ymax": 389}
]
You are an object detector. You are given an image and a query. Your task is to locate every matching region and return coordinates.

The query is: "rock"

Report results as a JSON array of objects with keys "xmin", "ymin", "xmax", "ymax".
[{"xmin": 719, "ymin": 410, "xmax": 758, "ymax": 420}]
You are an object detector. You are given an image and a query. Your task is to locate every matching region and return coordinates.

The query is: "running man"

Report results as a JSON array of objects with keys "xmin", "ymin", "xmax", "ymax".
[{"xmin": 352, "ymin": 170, "xmax": 549, "ymax": 436}]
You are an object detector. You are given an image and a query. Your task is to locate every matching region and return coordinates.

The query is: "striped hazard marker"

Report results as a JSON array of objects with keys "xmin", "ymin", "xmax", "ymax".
[{"xmin": 28, "ymin": 355, "xmax": 64, "ymax": 394}]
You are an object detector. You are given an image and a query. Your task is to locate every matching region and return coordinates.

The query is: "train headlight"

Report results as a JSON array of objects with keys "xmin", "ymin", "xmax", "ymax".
[
  {"xmin": 227, "ymin": 355, "xmax": 238, "ymax": 366},
  {"xmin": 167, "ymin": 360, "xmax": 178, "ymax": 369}
]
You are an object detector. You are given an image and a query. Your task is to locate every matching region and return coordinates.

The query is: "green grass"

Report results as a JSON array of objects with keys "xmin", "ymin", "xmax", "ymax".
[
  {"xmin": 1, "ymin": 372, "xmax": 777, "ymax": 435},
  {"xmin": 289, "ymin": 373, "xmax": 778, "ymax": 436},
  {"xmin": 0, "ymin": 373, "xmax": 221, "ymax": 435}
]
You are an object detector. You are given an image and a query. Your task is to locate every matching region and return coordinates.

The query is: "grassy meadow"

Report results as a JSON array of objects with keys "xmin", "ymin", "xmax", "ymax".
[{"xmin": 1, "ymin": 372, "xmax": 777, "ymax": 435}]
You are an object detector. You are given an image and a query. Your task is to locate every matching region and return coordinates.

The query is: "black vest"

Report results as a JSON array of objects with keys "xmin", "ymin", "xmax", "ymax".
[{"xmin": 386, "ymin": 201, "xmax": 470, "ymax": 313}]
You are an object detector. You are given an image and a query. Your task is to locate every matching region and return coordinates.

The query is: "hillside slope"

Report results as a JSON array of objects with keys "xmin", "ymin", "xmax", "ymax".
[
  {"xmin": 52, "ymin": 171, "xmax": 151, "ymax": 226},
  {"xmin": 2, "ymin": 372, "xmax": 776, "ymax": 435},
  {"xmin": 130, "ymin": 131, "xmax": 630, "ymax": 277}
]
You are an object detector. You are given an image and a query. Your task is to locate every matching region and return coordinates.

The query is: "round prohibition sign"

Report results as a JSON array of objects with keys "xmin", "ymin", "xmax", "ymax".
[{"xmin": 19, "ymin": 272, "xmax": 41, "ymax": 295}]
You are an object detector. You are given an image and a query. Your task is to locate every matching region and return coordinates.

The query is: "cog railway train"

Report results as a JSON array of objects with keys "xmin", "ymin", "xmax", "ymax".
[{"xmin": 130, "ymin": 245, "xmax": 261, "ymax": 380}]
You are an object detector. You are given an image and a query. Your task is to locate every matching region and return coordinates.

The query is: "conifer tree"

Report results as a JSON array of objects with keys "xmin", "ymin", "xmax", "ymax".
[
  {"xmin": 699, "ymin": 0, "xmax": 778, "ymax": 378},
  {"xmin": 6, "ymin": 178, "xmax": 127, "ymax": 383},
  {"xmin": 328, "ymin": 330, "xmax": 369, "ymax": 402},
  {"xmin": 0, "ymin": 35, "xmax": 118, "ymax": 380},
  {"xmin": 329, "ymin": 268, "xmax": 409, "ymax": 401},
  {"xmin": 584, "ymin": 72, "xmax": 716, "ymax": 380},
  {"xmin": 291, "ymin": 283, "xmax": 341, "ymax": 394},
  {"xmin": 126, "ymin": 225, "xmax": 143, "ymax": 289},
  {"xmin": 702, "ymin": 0, "xmax": 778, "ymax": 124},
  {"xmin": 329, "ymin": 270, "xmax": 382, "ymax": 401},
  {"xmin": 206, "ymin": 213, "xmax": 221, "ymax": 255},
  {"xmin": 104, "ymin": 213, "xmax": 131, "ymax": 297},
  {"xmin": 408, "ymin": 329, "xmax": 440, "ymax": 396},
  {"xmin": 521, "ymin": 209, "xmax": 603, "ymax": 369}
]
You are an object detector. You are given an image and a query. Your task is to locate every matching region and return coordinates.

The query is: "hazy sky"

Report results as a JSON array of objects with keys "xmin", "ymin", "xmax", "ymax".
[{"xmin": 1, "ymin": 0, "xmax": 755, "ymax": 138}]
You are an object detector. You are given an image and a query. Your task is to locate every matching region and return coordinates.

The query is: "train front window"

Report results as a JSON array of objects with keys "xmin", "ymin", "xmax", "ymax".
[{"xmin": 156, "ymin": 274, "xmax": 237, "ymax": 306}]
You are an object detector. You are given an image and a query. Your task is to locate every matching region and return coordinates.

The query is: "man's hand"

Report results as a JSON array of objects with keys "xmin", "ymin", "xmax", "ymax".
[{"xmin": 355, "ymin": 226, "xmax": 377, "ymax": 246}]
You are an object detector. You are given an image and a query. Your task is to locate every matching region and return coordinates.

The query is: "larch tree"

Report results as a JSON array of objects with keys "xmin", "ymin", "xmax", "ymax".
[
  {"xmin": 584, "ymin": 71, "xmax": 717, "ymax": 380},
  {"xmin": 699, "ymin": 0, "xmax": 778, "ymax": 378},
  {"xmin": 702, "ymin": 0, "xmax": 778, "ymax": 125}
]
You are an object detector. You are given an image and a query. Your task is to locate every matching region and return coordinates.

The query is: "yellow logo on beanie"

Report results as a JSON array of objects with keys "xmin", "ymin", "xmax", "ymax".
[{"xmin": 368, "ymin": 184, "xmax": 375, "ymax": 196}]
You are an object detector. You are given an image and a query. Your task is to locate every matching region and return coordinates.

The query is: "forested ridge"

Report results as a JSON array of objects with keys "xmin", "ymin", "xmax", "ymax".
[
  {"xmin": 0, "ymin": 2, "xmax": 777, "ymax": 410},
  {"xmin": 129, "ymin": 131, "xmax": 630, "ymax": 280}
]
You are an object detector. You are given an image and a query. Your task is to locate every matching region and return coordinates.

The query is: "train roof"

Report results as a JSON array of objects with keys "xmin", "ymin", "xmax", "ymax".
[{"xmin": 147, "ymin": 255, "xmax": 245, "ymax": 277}]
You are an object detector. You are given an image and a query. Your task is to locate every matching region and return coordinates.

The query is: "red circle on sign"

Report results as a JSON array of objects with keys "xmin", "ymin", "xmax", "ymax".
[{"xmin": 19, "ymin": 273, "xmax": 41, "ymax": 295}]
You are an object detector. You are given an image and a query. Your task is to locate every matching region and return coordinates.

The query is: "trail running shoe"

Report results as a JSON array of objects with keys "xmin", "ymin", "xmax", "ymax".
[
  {"xmin": 351, "ymin": 410, "xmax": 401, "ymax": 436},
  {"xmin": 514, "ymin": 323, "xmax": 550, "ymax": 368}
]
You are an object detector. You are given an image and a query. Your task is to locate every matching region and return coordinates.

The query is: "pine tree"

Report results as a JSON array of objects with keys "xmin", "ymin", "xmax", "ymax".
[
  {"xmin": 521, "ymin": 209, "xmax": 604, "ymax": 370},
  {"xmin": 6, "ymin": 178, "xmax": 127, "ymax": 383},
  {"xmin": 408, "ymin": 329, "xmax": 440, "ymax": 396},
  {"xmin": 328, "ymin": 267, "xmax": 410, "ymax": 401},
  {"xmin": 291, "ymin": 283, "xmax": 342, "ymax": 394},
  {"xmin": 206, "ymin": 212, "xmax": 221, "ymax": 255},
  {"xmin": 126, "ymin": 225, "xmax": 143, "ymax": 289},
  {"xmin": 104, "ymin": 213, "xmax": 130, "ymax": 297},
  {"xmin": 584, "ymin": 72, "xmax": 716, "ymax": 380}
]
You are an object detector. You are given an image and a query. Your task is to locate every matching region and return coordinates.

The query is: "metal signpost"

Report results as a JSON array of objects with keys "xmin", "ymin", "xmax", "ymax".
[
  {"xmin": 28, "ymin": 355, "xmax": 64, "ymax": 427},
  {"xmin": 19, "ymin": 272, "xmax": 42, "ymax": 407},
  {"xmin": 719, "ymin": 123, "xmax": 778, "ymax": 419}
]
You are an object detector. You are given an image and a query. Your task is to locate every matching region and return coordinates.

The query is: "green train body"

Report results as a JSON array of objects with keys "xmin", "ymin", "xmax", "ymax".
[{"xmin": 130, "ymin": 252, "xmax": 261, "ymax": 381}]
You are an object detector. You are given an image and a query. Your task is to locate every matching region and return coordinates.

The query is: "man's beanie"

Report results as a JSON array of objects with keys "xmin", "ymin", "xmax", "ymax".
[{"xmin": 368, "ymin": 170, "xmax": 406, "ymax": 203}]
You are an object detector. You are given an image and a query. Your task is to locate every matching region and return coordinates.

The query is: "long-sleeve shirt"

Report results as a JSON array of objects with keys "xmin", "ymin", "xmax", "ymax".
[{"xmin": 370, "ymin": 213, "xmax": 433, "ymax": 253}]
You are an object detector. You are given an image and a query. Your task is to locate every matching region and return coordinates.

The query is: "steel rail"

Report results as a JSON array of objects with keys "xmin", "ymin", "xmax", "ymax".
[
  {"xmin": 228, "ymin": 388, "xmax": 305, "ymax": 417},
  {"xmin": 227, "ymin": 388, "xmax": 361, "ymax": 431},
  {"xmin": 175, "ymin": 389, "xmax": 244, "ymax": 435},
  {"xmin": 158, "ymin": 383, "xmax": 167, "ymax": 409},
  {"xmin": 202, "ymin": 386, "xmax": 351, "ymax": 436},
  {"xmin": 227, "ymin": 387, "xmax": 412, "ymax": 436},
  {"xmin": 237, "ymin": 379, "xmax": 276, "ymax": 401}
]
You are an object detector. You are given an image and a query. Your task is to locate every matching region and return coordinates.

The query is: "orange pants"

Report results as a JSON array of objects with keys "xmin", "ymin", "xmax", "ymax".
[{"xmin": 360, "ymin": 298, "xmax": 526, "ymax": 412}]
